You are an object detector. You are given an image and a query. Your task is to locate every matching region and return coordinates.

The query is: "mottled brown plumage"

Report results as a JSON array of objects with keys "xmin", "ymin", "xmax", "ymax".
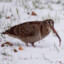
[{"xmin": 2, "ymin": 19, "xmax": 61, "ymax": 47}]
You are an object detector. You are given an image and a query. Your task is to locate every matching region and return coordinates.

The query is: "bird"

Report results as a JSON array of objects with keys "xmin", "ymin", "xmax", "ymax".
[{"xmin": 2, "ymin": 19, "xmax": 61, "ymax": 47}]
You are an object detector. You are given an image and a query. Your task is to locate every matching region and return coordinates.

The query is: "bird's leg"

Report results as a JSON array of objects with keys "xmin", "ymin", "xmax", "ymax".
[
  {"xmin": 31, "ymin": 42, "xmax": 35, "ymax": 47},
  {"xmin": 26, "ymin": 43, "xmax": 28, "ymax": 46}
]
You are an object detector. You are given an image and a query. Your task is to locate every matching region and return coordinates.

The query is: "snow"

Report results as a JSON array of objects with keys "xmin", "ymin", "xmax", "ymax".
[{"xmin": 0, "ymin": 0, "xmax": 64, "ymax": 64}]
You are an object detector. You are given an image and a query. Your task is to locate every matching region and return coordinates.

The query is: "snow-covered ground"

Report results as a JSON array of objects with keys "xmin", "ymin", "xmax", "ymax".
[{"xmin": 0, "ymin": 0, "xmax": 64, "ymax": 64}]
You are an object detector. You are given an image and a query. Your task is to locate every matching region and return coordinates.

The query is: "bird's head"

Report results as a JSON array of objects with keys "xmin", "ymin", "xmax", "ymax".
[
  {"xmin": 43, "ymin": 19, "xmax": 61, "ymax": 46},
  {"xmin": 44, "ymin": 19, "xmax": 54, "ymax": 29}
]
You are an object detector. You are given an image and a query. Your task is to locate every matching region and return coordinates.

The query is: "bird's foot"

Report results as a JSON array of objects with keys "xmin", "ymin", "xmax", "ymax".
[
  {"xmin": 26, "ymin": 43, "xmax": 28, "ymax": 46},
  {"xmin": 31, "ymin": 43, "xmax": 35, "ymax": 47}
]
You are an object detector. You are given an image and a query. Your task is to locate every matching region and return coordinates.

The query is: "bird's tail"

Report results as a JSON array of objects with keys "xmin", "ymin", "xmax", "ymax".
[
  {"xmin": 1, "ymin": 31, "xmax": 8, "ymax": 34},
  {"xmin": 1, "ymin": 32, "xmax": 6, "ymax": 34}
]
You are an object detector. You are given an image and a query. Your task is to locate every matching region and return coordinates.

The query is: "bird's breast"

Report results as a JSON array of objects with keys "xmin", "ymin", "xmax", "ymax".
[{"xmin": 40, "ymin": 26, "xmax": 51, "ymax": 39}]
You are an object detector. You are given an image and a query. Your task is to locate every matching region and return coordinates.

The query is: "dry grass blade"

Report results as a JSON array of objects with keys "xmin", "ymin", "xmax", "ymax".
[
  {"xmin": 43, "ymin": 54, "xmax": 53, "ymax": 63},
  {"xmin": 54, "ymin": 43, "xmax": 60, "ymax": 52},
  {"xmin": 16, "ymin": 8, "xmax": 20, "ymax": 19}
]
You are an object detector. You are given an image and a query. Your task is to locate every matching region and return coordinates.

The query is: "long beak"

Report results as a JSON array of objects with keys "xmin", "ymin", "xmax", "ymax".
[{"xmin": 51, "ymin": 26, "xmax": 61, "ymax": 46}]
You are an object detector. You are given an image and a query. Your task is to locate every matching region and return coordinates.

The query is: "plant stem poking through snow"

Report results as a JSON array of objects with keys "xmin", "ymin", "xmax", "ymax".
[
  {"xmin": 43, "ymin": 54, "xmax": 53, "ymax": 63},
  {"xmin": 54, "ymin": 43, "xmax": 60, "ymax": 52}
]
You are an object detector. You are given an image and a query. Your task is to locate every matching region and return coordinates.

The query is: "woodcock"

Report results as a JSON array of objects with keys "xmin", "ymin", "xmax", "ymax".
[{"xmin": 2, "ymin": 19, "xmax": 61, "ymax": 47}]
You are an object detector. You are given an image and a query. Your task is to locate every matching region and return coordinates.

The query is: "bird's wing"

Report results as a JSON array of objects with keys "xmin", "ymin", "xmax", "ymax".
[
  {"xmin": 19, "ymin": 22, "xmax": 41, "ymax": 37},
  {"xmin": 2, "ymin": 21, "xmax": 41, "ymax": 37}
]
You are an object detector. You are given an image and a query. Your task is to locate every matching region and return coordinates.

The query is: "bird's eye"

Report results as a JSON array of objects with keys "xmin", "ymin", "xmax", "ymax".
[{"xmin": 48, "ymin": 21, "xmax": 50, "ymax": 24}]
